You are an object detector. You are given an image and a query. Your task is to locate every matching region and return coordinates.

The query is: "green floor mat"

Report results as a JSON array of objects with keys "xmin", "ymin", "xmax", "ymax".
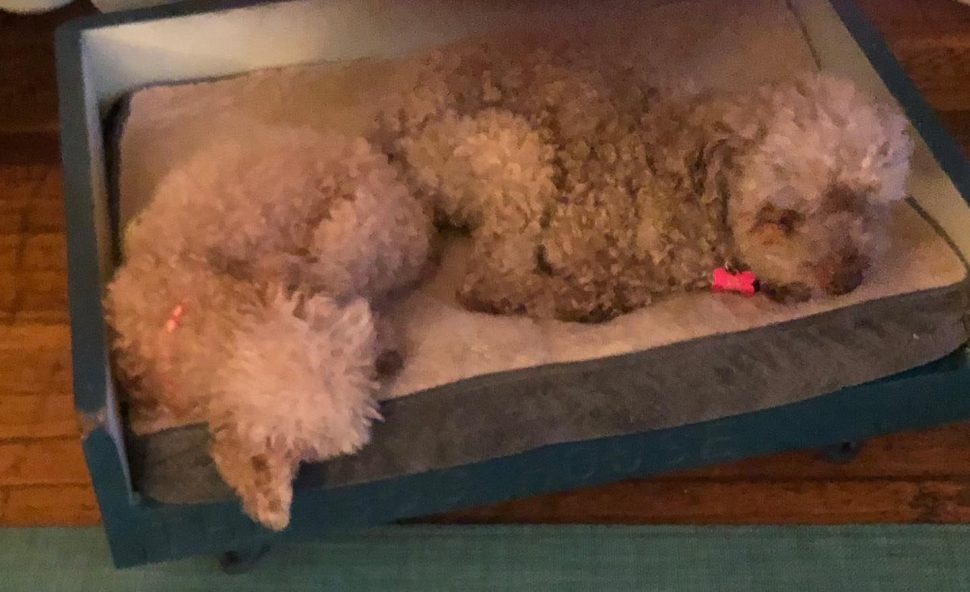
[{"xmin": 1, "ymin": 525, "xmax": 968, "ymax": 591}]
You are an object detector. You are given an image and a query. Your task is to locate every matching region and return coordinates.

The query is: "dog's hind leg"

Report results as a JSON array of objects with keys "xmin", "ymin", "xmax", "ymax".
[{"xmin": 456, "ymin": 228, "xmax": 555, "ymax": 318}]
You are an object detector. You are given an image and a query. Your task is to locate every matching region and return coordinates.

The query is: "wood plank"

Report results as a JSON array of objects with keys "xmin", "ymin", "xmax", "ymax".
[
  {"xmin": 0, "ymin": 274, "xmax": 15, "ymax": 317},
  {"xmin": 21, "ymin": 233, "xmax": 65, "ymax": 273},
  {"xmin": 0, "ymin": 485, "xmax": 99, "ymax": 526},
  {"xmin": 0, "ymin": 321, "xmax": 69, "ymax": 350},
  {"xmin": 939, "ymin": 110, "xmax": 970, "ymax": 157},
  {"xmin": 24, "ymin": 167, "xmax": 64, "ymax": 235},
  {"xmin": 929, "ymin": 480, "xmax": 970, "ymax": 522},
  {"xmin": 14, "ymin": 270, "xmax": 69, "ymax": 324},
  {"xmin": 889, "ymin": 36, "xmax": 970, "ymax": 112},
  {"xmin": 0, "ymin": 234, "xmax": 20, "ymax": 272},
  {"xmin": 24, "ymin": 197, "xmax": 64, "ymax": 234},
  {"xmin": 0, "ymin": 131, "xmax": 60, "ymax": 165},
  {"xmin": 0, "ymin": 202, "xmax": 23, "ymax": 234},
  {"xmin": 858, "ymin": 0, "xmax": 970, "ymax": 39},
  {"xmin": 0, "ymin": 438, "xmax": 90, "ymax": 486},
  {"xmin": 0, "ymin": 164, "xmax": 49, "ymax": 198},
  {"xmin": 0, "ymin": 164, "xmax": 47, "ymax": 233},
  {"xmin": 0, "ymin": 51, "xmax": 58, "ymax": 136},
  {"xmin": 0, "ymin": 395, "xmax": 77, "ymax": 440},
  {"xmin": 911, "ymin": 0, "xmax": 970, "ymax": 31},
  {"xmin": 856, "ymin": 0, "xmax": 932, "ymax": 36},
  {"xmin": 856, "ymin": 0, "xmax": 970, "ymax": 115},
  {"xmin": 0, "ymin": 2, "xmax": 96, "ymax": 137},
  {"xmin": 0, "ymin": 324, "xmax": 72, "ymax": 397},
  {"xmin": 428, "ymin": 479, "xmax": 970, "ymax": 525}
]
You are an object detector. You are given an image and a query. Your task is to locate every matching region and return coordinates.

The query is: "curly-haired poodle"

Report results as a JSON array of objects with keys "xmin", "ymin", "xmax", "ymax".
[
  {"xmin": 379, "ymin": 38, "xmax": 913, "ymax": 321},
  {"xmin": 106, "ymin": 127, "xmax": 431, "ymax": 529}
]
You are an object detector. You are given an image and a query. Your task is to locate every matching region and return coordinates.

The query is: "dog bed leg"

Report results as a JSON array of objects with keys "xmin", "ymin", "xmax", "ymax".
[
  {"xmin": 217, "ymin": 544, "xmax": 272, "ymax": 574},
  {"xmin": 818, "ymin": 441, "xmax": 864, "ymax": 464}
]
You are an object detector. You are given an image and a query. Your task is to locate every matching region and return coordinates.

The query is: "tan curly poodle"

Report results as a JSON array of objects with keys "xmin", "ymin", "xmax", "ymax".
[{"xmin": 380, "ymin": 38, "xmax": 913, "ymax": 321}]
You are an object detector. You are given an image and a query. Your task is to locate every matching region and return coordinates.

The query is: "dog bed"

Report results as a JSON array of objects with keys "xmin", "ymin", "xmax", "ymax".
[{"xmin": 110, "ymin": 0, "xmax": 969, "ymax": 505}]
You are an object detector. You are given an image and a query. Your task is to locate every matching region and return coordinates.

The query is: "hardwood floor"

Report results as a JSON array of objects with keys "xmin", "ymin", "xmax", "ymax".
[{"xmin": 0, "ymin": 0, "xmax": 968, "ymax": 527}]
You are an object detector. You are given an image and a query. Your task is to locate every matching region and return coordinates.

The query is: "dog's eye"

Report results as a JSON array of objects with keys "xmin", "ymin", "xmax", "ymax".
[{"xmin": 756, "ymin": 205, "xmax": 803, "ymax": 236}]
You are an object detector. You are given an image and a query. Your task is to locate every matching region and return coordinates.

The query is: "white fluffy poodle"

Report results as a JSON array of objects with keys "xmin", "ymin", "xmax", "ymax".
[{"xmin": 106, "ymin": 127, "xmax": 431, "ymax": 530}]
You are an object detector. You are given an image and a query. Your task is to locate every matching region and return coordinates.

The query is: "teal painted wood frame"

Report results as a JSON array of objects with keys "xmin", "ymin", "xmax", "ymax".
[{"xmin": 56, "ymin": 0, "xmax": 970, "ymax": 568}]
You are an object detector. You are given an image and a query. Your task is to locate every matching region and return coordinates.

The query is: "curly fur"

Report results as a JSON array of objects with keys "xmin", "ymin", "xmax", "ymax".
[
  {"xmin": 105, "ymin": 127, "xmax": 431, "ymax": 529},
  {"xmin": 379, "ymin": 38, "xmax": 913, "ymax": 320}
]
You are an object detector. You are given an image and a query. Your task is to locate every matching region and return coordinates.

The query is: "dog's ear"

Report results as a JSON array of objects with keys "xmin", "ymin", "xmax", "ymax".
[{"xmin": 693, "ymin": 132, "xmax": 751, "ymax": 203}]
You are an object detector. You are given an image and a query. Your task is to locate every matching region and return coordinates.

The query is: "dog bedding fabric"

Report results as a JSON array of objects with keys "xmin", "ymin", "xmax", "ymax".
[{"xmin": 114, "ymin": 0, "xmax": 969, "ymax": 504}]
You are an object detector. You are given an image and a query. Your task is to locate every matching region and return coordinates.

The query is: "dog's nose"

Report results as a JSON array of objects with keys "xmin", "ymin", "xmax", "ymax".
[
  {"xmin": 825, "ymin": 265, "xmax": 863, "ymax": 295},
  {"xmin": 820, "ymin": 250, "xmax": 867, "ymax": 295}
]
